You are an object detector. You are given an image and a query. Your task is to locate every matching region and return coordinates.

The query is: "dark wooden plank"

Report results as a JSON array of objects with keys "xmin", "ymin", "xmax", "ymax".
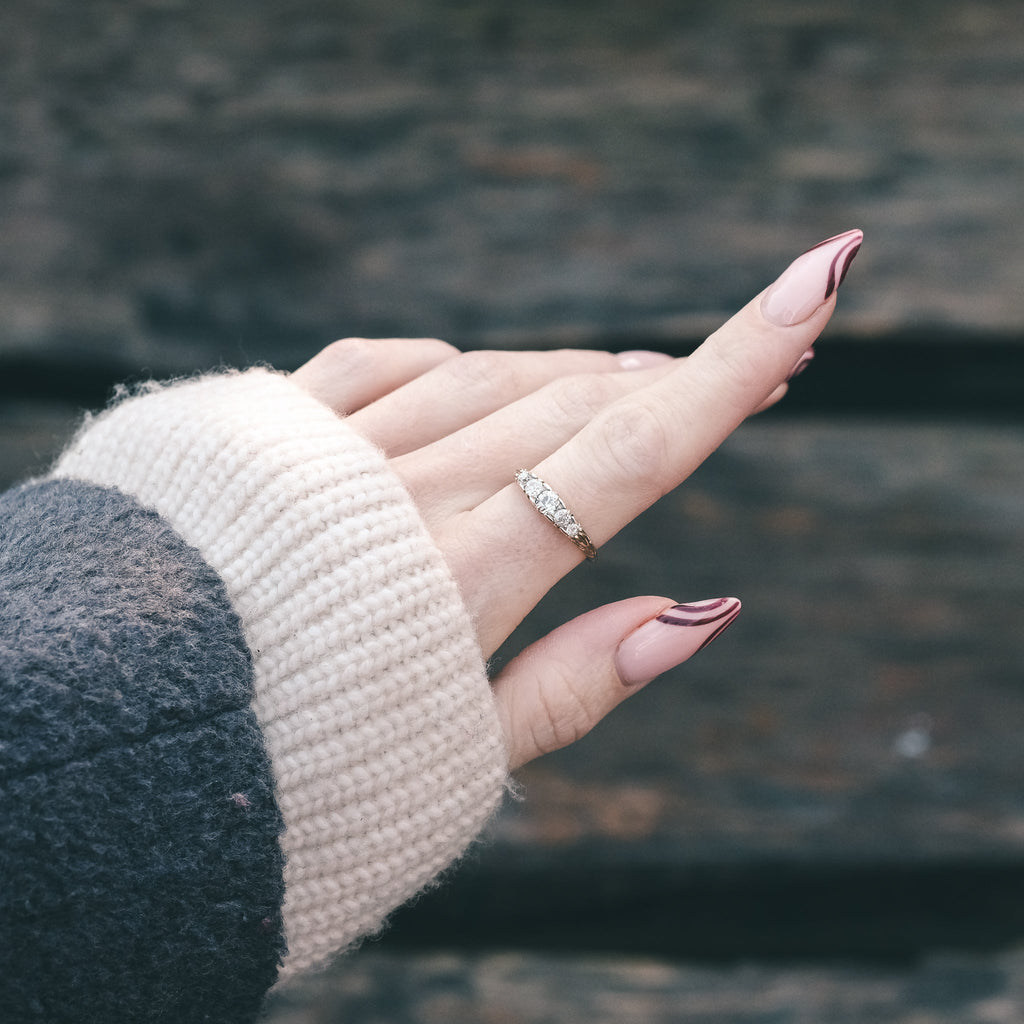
[
  {"xmin": 265, "ymin": 949, "xmax": 1024, "ymax": 1024},
  {"xmin": 1, "ymin": 0, "xmax": 1023, "ymax": 375}
]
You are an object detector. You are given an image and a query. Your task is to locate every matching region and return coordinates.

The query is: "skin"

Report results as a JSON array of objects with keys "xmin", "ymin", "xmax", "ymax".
[{"xmin": 291, "ymin": 280, "xmax": 838, "ymax": 770}]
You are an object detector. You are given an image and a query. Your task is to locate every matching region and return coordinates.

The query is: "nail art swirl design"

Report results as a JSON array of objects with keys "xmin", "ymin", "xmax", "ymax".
[
  {"xmin": 656, "ymin": 597, "xmax": 742, "ymax": 651},
  {"xmin": 804, "ymin": 230, "xmax": 863, "ymax": 301}
]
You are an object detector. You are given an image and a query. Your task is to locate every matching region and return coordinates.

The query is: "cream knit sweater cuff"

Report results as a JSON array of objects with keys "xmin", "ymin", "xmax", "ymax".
[{"xmin": 51, "ymin": 368, "xmax": 509, "ymax": 980}]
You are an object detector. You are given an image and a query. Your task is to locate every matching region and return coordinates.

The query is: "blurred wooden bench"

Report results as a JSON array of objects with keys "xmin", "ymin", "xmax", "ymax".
[{"xmin": 3, "ymin": 0, "xmax": 1024, "ymax": 1019}]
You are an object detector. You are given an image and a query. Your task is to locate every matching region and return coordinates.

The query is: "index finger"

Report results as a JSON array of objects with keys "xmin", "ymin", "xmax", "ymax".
[{"xmin": 452, "ymin": 229, "xmax": 862, "ymax": 651}]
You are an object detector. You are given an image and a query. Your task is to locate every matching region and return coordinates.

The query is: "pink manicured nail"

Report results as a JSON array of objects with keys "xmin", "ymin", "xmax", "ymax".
[
  {"xmin": 615, "ymin": 597, "xmax": 741, "ymax": 689},
  {"xmin": 760, "ymin": 229, "xmax": 863, "ymax": 327},
  {"xmin": 616, "ymin": 349, "xmax": 674, "ymax": 370}
]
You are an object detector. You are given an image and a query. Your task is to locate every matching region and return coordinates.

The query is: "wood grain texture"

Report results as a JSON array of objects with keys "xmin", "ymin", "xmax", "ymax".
[{"xmin": 1, "ymin": 0, "xmax": 1023, "ymax": 381}]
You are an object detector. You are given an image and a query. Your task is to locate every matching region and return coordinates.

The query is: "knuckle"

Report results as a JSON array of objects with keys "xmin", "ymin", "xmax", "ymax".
[
  {"xmin": 545, "ymin": 372, "xmax": 621, "ymax": 421},
  {"xmin": 419, "ymin": 335, "xmax": 458, "ymax": 351},
  {"xmin": 706, "ymin": 340, "xmax": 769, "ymax": 406},
  {"xmin": 321, "ymin": 336, "xmax": 375, "ymax": 369},
  {"xmin": 322, "ymin": 335, "xmax": 460, "ymax": 370},
  {"xmin": 596, "ymin": 396, "xmax": 674, "ymax": 485},
  {"xmin": 534, "ymin": 675, "xmax": 596, "ymax": 755},
  {"xmin": 446, "ymin": 350, "xmax": 521, "ymax": 392},
  {"xmin": 414, "ymin": 336, "xmax": 461, "ymax": 363}
]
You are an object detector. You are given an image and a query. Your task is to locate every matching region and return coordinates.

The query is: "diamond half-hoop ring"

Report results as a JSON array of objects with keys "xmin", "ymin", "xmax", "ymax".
[{"xmin": 515, "ymin": 469, "xmax": 597, "ymax": 560}]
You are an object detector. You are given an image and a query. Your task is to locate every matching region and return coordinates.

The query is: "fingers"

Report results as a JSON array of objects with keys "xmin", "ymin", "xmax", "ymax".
[
  {"xmin": 401, "ymin": 340, "xmax": 808, "ymax": 519},
  {"xmin": 451, "ymin": 229, "xmax": 862, "ymax": 652},
  {"xmin": 348, "ymin": 347, "xmax": 672, "ymax": 456},
  {"xmin": 290, "ymin": 336, "xmax": 459, "ymax": 415},
  {"xmin": 397, "ymin": 345, "xmax": 797, "ymax": 522},
  {"xmin": 493, "ymin": 596, "xmax": 741, "ymax": 770},
  {"xmin": 393, "ymin": 362, "xmax": 677, "ymax": 519}
]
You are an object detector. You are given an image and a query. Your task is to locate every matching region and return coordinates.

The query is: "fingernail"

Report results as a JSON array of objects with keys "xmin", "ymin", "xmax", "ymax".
[
  {"xmin": 760, "ymin": 229, "xmax": 863, "ymax": 327},
  {"xmin": 616, "ymin": 349, "xmax": 674, "ymax": 370},
  {"xmin": 615, "ymin": 597, "xmax": 741, "ymax": 689},
  {"xmin": 786, "ymin": 347, "xmax": 815, "ymax": 382}
]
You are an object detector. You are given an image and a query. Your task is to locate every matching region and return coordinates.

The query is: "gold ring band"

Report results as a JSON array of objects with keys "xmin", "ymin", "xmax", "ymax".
[{"xmin": 515, "ymin": 469, "xmax": 597, "ymax": 560}]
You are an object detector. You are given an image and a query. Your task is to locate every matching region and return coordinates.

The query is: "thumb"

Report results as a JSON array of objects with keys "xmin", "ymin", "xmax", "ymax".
[{"xmin": 492, "ymin": 595, "xmax": 741, "ymax": 770}]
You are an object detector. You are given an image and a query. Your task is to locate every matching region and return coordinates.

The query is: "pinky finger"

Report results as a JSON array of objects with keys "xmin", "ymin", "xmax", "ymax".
[
  {"xmin": 754, "ymin": 347, "xmax": 816, "ymax": 413},
  {"xmin": 492, "ymin": 595, "xmax": 741, "ymax": 770}
]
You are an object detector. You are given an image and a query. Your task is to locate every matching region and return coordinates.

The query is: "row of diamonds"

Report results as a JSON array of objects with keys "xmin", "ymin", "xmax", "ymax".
[{"xmin": 515, "ymin": 470, "xmax": 583, "ymax": 538}]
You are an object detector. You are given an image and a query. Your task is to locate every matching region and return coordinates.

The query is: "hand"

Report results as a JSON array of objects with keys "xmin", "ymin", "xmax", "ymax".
[{"xmin": 292, "ymin": 230, "xmax": 862, "ymax": 769}]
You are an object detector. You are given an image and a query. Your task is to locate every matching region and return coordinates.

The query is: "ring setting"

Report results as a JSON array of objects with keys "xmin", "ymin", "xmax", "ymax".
[{"xmin": 515, "ymin": 469, "xmax": 597, "ymax": 560}]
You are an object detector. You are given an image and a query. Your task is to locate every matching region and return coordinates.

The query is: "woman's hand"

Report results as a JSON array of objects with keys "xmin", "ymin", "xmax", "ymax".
[{"xmin": 292, "ymin": 229, "xmax": 862, "ymax": 769}]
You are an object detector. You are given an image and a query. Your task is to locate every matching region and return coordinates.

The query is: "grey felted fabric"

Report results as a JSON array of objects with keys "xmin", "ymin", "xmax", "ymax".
[{"xmin": 0, "ymin": 479, "xmax": 287, "ymax": 1024}]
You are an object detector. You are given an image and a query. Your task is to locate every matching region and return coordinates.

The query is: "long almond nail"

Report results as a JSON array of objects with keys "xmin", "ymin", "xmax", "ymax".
[
  {"xmin": 615, "ymin": 597, "xmax": 741, "ymax": 689},
  {"xmin": 761, "ymin": 229, "xmax": 863, "ymax": 327}
]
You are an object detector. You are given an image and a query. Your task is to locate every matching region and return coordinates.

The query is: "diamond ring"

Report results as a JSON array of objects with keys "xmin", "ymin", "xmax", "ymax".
[{"xmin": 515, "ymin": 469, "xmax": 597, "ymax": 560}]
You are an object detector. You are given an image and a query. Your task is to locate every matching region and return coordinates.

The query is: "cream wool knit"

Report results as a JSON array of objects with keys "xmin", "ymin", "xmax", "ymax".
[{"xmin": 51, "ymin": 368, "xmax": 509, "ymax": 980}]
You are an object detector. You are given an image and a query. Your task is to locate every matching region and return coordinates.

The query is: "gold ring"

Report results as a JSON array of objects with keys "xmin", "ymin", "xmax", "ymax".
[{"xmin": 515, "ymin": 469, "xmax": 597, "ymax": 560}]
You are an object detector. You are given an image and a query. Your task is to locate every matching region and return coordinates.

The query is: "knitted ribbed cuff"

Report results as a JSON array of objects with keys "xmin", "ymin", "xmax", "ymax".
[{"xmin": 51, "ymin": 369, "xmax": 509, "ymax": 979}]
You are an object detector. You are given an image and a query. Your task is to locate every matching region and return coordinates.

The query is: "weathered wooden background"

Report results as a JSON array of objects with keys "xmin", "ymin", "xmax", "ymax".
[{"xmin": 3, "ymin": 1, "xmax": 1024, "ymax": 1020}]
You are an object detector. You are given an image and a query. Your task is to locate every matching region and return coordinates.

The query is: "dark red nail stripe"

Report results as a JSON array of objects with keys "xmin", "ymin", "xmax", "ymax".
[{"xmin": 656, "ymin": 597, "xmax": 742, "ymax": 649}]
